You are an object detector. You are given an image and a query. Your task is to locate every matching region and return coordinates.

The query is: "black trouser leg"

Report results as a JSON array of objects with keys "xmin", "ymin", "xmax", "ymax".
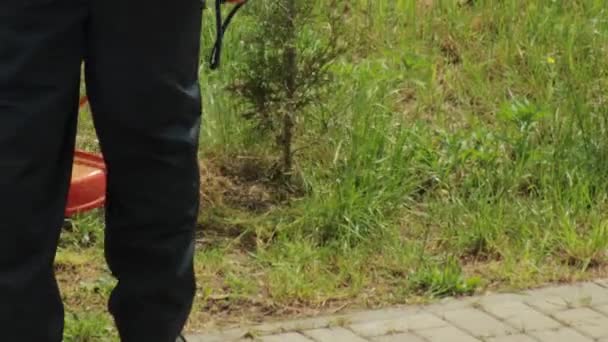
[
  {"xmin": 85, "ymin": 1, "xmax": 203, "ymax": 341},
  {"xmin": 0, "ymin": 1, "xmax": 86, "ymax": 341}
]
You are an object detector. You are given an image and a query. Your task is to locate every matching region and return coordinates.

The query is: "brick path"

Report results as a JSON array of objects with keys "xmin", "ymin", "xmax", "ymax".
[{"xmin": 188, "ymin": 280, "xmax": 608, "ymax": 342}]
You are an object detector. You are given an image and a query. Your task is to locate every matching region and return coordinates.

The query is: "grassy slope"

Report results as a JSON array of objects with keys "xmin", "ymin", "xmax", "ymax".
[{"xmin": 61, "ymin": 1, "xmax": 608, "ymax": 339}]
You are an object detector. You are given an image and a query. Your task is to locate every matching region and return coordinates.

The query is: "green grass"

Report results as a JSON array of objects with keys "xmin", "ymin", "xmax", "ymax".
[
  {"xmin": 62, "ymin": 0, "xmax": 608, "ymax": 338},
  {"xmin": 64, "ymin": 312, "xmax": 117, "ymax": 342}
]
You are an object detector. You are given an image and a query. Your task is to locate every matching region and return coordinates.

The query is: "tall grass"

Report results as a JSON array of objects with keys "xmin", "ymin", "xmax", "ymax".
[{"xmin": 199, "ymin": 0, "xmax": 608, "ymax": 286}]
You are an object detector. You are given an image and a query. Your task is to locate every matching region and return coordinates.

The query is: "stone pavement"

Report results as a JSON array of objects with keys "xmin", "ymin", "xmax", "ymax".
[{"xmin": 188, "ymin": 280, "xmax": 608, "ymax": 342}]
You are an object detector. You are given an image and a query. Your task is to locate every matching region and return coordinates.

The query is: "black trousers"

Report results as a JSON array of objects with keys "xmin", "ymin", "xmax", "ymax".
[{"xmin": 0, "ymin": 0, "xmax": 202, "ymax": 341}]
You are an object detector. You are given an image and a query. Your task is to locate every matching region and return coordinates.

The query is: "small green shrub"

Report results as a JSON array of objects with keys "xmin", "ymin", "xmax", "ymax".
[
  {"xmin": 410, "ymin": 258, "xmax": 482, "ymax": 298},
  {"xmin": 231, "ymin": 0, "xmax": 348, "ymax": 172}
]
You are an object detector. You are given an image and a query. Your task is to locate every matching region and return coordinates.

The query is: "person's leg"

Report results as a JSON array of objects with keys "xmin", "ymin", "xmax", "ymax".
[
  {"xmin": 85, "ymin": 1, "xmax": 203, "ymax": 341},
  {"xmin": 0, "ymin": 1, "xmax": 86, "ymax": 341}
]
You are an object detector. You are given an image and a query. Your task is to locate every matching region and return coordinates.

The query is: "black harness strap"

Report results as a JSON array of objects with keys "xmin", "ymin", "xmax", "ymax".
[{"xmin": 210, "ymin": 0, "xmax": 249, "ymax": 70}]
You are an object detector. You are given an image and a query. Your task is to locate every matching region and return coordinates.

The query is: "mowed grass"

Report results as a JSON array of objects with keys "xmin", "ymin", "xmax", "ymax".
[{"xmin": 60, "ymin": 0, "xmax": 608, "ymax": 339}]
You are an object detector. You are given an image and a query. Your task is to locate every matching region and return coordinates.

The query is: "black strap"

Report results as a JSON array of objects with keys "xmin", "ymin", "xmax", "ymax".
[{"xmin": 210, "ymin": 0, "xmax": 248, "ymax": 70}]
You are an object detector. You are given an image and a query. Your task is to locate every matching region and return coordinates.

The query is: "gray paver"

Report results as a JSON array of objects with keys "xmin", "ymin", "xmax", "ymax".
[
  {"xmin": 250, "ymin": 316, "xmax": 340, "ymax": 335},
  {"xmin": 525, "ymin": 283, "xmax": 608, "ymax": 313},
  {"xmin": 425, "ymin": 297, "xmax": 476, "ymax": 315},
  {"xmin": 416, "ymin": 326, "xmax": 480, "ymax": 342},
  {"xmin": 260, "ymin": 332, "xmax": 313, "ymax": 342},
  {"xmin": 303, "ymin": 327, "xmax": 368, "ymax": 342},
  {"xmin": 479, "ymin": 296, "xmax": 561, "ymax": 331},
  {"xmin": 595, "ymin": 279, "xmax": 608, "ymax": 289},
  {"xmin": 187, "ymin": 329, "xmax": 248, "ymax": 342},
  {"xmin": 532, "ymin": 328, "xmax": 594, "ymax": 342},
  {"xmin": 349, "ymin": 313, "xmax": 446, "ymax": 337},
  {"xmin": 345, "ymin": 307, "xmax": 423, "ymax": 324},
  {"xmin": 371, "ymin": 332, "xmax": 427, "ymax": 342},
  {"xmin": 486, "ymin": 334, "xmax": 537, "ymax": 342},
  {"xmin": 441, "ymin": 308, "xmax": 516, "ymax": 338},
  {"xmin": 474, "ymin": 293, "xmax": 528, "ymax": 305},
  {"xmin": 189, "ymin": 281, "xmax": 608, "ymax": 342},
  {"xmin": 552, "ymin": 307, "xmax": 608, "ymax": 339},
  {"xmin": 235, "ymin": 308, "xmax": 422, "ymax": 336},
  {"xmin": 594, "ymin": 304, "xmax": 608, "ymax": 316}
]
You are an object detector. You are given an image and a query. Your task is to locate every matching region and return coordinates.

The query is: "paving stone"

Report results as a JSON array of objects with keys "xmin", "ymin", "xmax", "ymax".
[
  {"xmin": 441, "ymin": 308, "xmax": 516, "ymax": 338},
  {"xmin": 303, "ymin": 327, "xmax": 368, "ymax": 342},
  {"xmin": 371, "ymin": 332, "xmax": 427, "ymax": 342},
  {"xmin": 416, "ymin": 326, "xmax": 481, "ymax": 342},
  {"xmin": 187, "ymin": 329, "xmax": 248, "ymax": 342},
  {"xmin": 486, "ymin": 334, "xmax": 537, "ymax": 342},
  {"xmin": 243, "ymin": 308, "xmax": 421, "ymax": 335},
  {"xmin": 532, "ymin": 328, "xmax": 594, "ymax": 342},
  {"xmin": 479, "ymin": 296, "xmax": 561, "ymax": 331},
  {"xmin": 403, "ymin": 313, "xmax": 449, "ymax": 330},
  {"xmin": 260, "ymin": 332, "xmax": 313, "ymax": 342},
  {"xmin": 346, "ymin": 307, "xmax": 423, "ymax": 324},
  {"xmin": 525, "ymin": 283, "xmax": 608, "ymax": 314},
  {"xmin": 552, "ymin": 307, "xmax": 608, "ymax": 339},
  {"xmin": 474, "ymin": 293, "xmax": 529, "ymax": 306},
  {"xmin": 189, "ymin": 281, "xmax": 608, "ymax": 342},
  {"xmin": 251, "ymin": 316, "xmax": 334, "ymax": 334},
  {"xmin": 593, "ymin": 304, "xmax": 608, "ymax": 316},
  {"xmin": 425, "ymin": 297, "xmax": 476, "ymax": 315},
  {"xmin": 595, "ymin": 279, "xmax": 608, "ymax": 289},
  {"xmin": 349, "ymin": 313, "xmax": 447, "ymax": 337}
]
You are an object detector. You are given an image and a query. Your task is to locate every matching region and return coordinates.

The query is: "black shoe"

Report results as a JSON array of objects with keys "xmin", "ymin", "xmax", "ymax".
[{"xmin": 176, "ymin": 335, "xmax": 187, "ymax": 342}]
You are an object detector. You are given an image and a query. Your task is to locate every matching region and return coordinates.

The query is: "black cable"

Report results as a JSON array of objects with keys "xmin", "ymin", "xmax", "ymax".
[{"xmin": 210, "ymin": 0, "xmax": 248, "ymax": 70}]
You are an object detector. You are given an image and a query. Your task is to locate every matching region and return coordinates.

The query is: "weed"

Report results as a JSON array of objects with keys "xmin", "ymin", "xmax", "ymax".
[
  {"xmin": 64, "ymin": 312, "xmax": 117, "ymax": 342},
  {"xmin": 62, "ymin": 210, "xmax": 104, "ymax": 249},
  {"xmin": 410, "ymin": 258, "xmax": 482, "ymax": 298}
]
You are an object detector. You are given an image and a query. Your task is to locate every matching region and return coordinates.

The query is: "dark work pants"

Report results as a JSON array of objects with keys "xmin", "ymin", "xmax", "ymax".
[{"xmin": 0, "ymin": 0, "xmax": 202, "ymax": 341}]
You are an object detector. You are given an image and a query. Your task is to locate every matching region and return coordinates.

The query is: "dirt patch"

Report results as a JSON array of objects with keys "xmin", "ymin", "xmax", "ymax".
[
  {"xmin": 200, "ymin": 156, "xmax": 295, "ymax": 213},
  {"xmin": 440, "ymin": 36, "xmax": 462, "ymax": 65},
  {"xmin": 418, "ymin": 0, "xmax": 434, "ymax": 12},
  {"xmin": 198, "ymin": 155, "xmax": 303, "ymax": 249},
  {"xmin": 56, "ymin": 252, "xmax": 111, "ymax": 311}
]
